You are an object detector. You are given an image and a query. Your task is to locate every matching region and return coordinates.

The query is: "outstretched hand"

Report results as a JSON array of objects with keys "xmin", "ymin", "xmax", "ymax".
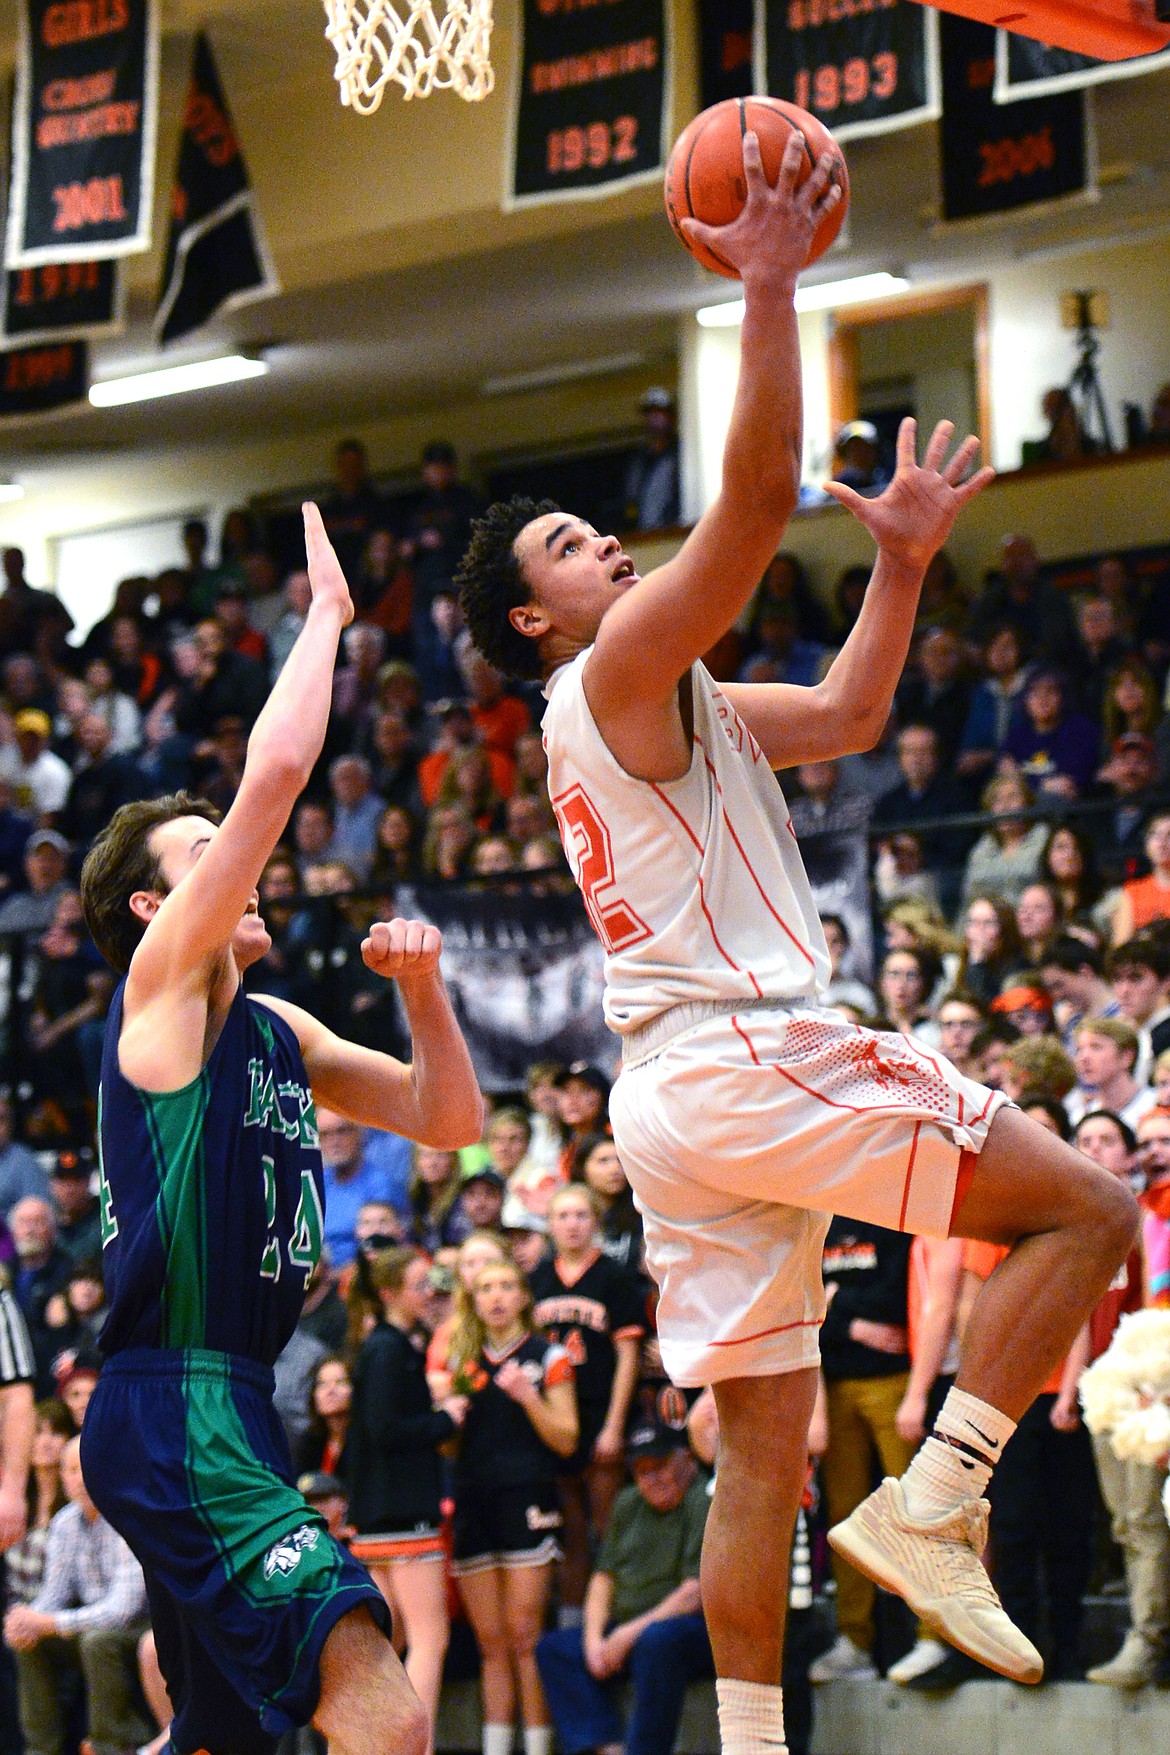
[
  {"xmin": 302, "ymin": 502, "xmax": 354, "ymax": 628},
  {"xmin": 824, "ymin": 418, "xmax": 994, "ymax": 573},
  {"xmin": 361, "ymin": 918, "xmax": 443, "ymax": 984},
  {"xmin": 681, "ymin": 129, "xmax": 842, "ymax": 285}
]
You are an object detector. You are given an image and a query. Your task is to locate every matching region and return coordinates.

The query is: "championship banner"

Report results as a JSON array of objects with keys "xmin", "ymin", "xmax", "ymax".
[
  {"xmin": 2, "ymin": 258, "xmax": 121, "ymax": 343},
  {"xmin": 760, "ymin": 0, "xmax": 941, "ymax": 141},
  {"xmin": 154, "ymin": 34, "xmax": 279, "ymax": 345},
  {"xmin": 0, "ymin": 338, "xmax": 87, "ymax": 417},
  {"xmin": 508, "ymin": 0, "xmax": 669, "ymax": 207},
  {"xmin": 394, "ymin": 884, "xmax": 611, "ymax": 1092},
  {"xmin": 699, "ymin": 0, "xmax": 755, "ymax": 108},
  {"xmin": 994, "ymin": 32, "xmax": 1170, "ymax": 101},
  {"xmin": 5, "ymin": 0, "xmax": 159, "ymax": 269},
  {"xmin": 941, "ymin": 15, "xmax": 1089, "ymax": 221}
]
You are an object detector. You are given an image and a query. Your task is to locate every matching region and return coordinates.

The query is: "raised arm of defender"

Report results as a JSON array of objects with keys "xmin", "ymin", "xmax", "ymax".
[
  {"xmin": 583, "ymin": 131, "xmax": 841, "ymax": 733},
  {"xmin": 129, "ymin": 504, "xmax": 352, "ymax": 992}
]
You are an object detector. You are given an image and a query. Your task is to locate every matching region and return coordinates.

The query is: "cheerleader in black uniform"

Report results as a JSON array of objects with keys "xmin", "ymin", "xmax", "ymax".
[
  {"xmin": 450, "ymin": 1258, "xmax": 578, "ymax": 1755},
  {"xmin": 346, "ymin": 1248, "xmax": 468, "ymax": 1746}
]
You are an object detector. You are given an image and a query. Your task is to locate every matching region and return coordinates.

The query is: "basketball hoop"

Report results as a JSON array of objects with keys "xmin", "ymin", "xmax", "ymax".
[{"xmin": 322, "ymin": 0, "xmax": 495, "ymax": 111}]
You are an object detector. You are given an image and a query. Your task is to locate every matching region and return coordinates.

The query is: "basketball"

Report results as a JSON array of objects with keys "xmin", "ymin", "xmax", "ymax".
[{"xmin": 664, "ymin": 97, "xmax": 850, "ymax": 280}]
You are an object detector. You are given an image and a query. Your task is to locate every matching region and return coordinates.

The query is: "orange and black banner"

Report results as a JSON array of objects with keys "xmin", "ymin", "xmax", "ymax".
[
  {"xmin": 2, "ymin": 258, "xmax": 120, "ymax": 343},
  {"xmin": 5, "ymin": 0, "xmax": 159, "ymax": 268},
  {"xmin": 941, "ymin": 15, "xmax": 1088, "ymax": 221},
  {"xmin": 0, "ymin": 338, "xmax": 87, "ymax": 416},
  {"xmin": 154, "ymin": 33, "xmax": 277, "ymax": 344},
  {"xmin": 509, "ymin": 0, "xmax": 669, "ymax": 206},
  {"xmin": 762, "ymin": 0, "xmax": 940, "ymax": 140},
  {"xmin": 698, "ymin": 0, "xmax": 754, "ymax": 107},
  {"xmin": 994, "ymin": 31, "xmax": 1170, "ymax": 101}
]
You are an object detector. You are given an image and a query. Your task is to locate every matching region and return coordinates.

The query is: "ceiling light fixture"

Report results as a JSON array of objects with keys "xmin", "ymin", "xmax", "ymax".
[
  {"xmin": 697, "ymin": 272, "xmax": 911, "ymax": 328},
  {"xmin": 89, "ymin": 354, "xmax": 268, "ymax": 408},
  {"xmin": 0, "ymin": 482, "xmax": 24, "ymax": 504},
  {"xmin": 480, "ymin": 350, "xmax": 646, "ymax": 397}
]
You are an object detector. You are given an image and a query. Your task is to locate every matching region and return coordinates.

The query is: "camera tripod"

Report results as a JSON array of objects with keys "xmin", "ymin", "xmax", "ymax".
[{"xmin": 1066, "ymin": 291, "xmax": 1115, "ymax": 453}]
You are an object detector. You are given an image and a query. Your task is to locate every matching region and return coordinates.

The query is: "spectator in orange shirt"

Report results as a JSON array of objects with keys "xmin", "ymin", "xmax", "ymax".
[
  {"xmin": 462, "ymin": 650, "xmax": 532, "ymax": 760},
  {"xmin": 418, "ymin": 703, "xmax": 515, "ymax": 809}
]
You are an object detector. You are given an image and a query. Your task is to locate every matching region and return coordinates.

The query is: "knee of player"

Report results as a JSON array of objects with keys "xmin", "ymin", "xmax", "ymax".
[{"xmin": 1081, "ymin": 1165, "xmax": 1140, "ymax": 1260}]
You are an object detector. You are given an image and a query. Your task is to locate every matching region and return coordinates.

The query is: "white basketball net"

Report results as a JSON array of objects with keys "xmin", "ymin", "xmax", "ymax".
[{"xmin": 322, "ymin": 0, "xmax": 494, "ymax": 110}]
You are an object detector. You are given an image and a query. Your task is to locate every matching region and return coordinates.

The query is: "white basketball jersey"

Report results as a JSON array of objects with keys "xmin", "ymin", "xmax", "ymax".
[{"xmin": 543, "ymin": 650, "xmax": 831, "ymax": 1035}]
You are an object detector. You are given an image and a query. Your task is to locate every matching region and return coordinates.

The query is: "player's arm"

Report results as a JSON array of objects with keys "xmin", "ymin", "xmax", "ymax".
[
  {"xmin": 255, "ymin": 919, "xmax": 484, "ymax": 1149},
  {"xmin": 584, "ymin": 132, "xmax": 841, "ymax": 726},
  {"xmin": 127, "ymin": 504, "xmax": 352, "ymax": 998},
  {"xmin": 719, "ymin": 418, "xmax": 994, "ymax": 768}
]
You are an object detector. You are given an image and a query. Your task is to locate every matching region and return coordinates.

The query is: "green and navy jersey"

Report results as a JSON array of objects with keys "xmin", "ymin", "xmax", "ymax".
[{"xmin": 97, "ymin": 980, "xmax": 325, "ymax": 1365}]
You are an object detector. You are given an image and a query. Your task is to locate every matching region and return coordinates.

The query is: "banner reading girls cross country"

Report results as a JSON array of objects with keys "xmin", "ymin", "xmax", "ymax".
[
  {"xmin": 993, "ymin": 31, "xmax": 1170, "ymax": 102},
  {"xmin": 508, "ymin": 0, "xmax": 670, "ymax": 206},
  {"xmin": 5, "ymin": 0, "xmax": 160, "ymax": 269},
  {"xmin": 760, "ymin": 0, "xmax": 941, "ymax": 141}
]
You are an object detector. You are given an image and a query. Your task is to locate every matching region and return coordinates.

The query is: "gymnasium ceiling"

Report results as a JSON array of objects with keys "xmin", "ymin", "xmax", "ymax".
[{"xmin": 2, "ymin": 0, "xmax": 1170, "ymax": 464}]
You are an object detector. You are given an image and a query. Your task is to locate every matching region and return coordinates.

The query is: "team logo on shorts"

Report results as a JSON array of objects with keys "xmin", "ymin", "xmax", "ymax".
[{"xmin": 263, "ymin": 1525, "xmax": 320, "ymax": 1580}]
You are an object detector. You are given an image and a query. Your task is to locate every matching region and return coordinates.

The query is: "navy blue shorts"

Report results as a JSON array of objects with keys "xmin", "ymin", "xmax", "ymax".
[{"xmin": 80, "ymin": 1348, "xmax": 391, "ymax": 1755}]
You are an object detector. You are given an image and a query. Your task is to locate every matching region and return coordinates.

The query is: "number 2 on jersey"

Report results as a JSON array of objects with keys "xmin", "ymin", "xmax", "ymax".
[{"xmin": 553, "ymin": 785, "xmax": 651, "ymax": 955}]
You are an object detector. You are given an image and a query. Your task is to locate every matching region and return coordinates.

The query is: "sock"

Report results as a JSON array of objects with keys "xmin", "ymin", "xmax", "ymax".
[
  {"xmin": 716, "ymin": 1678, "xmax": 786, "ymax": 1755},
  {"xmin": 483, "ymin": 1724, "xmax": 513, "ymax": 1755},
  {"xmin": 902, "ymin": 1387, "xmax": 1016, "ymax": 1520},
  {"xmin": 523, "ymin": 1728, "xmax": 552, "ymax": 1755}
]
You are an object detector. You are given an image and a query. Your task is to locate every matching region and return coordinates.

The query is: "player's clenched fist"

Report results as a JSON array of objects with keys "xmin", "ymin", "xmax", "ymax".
[{"xmin": 362, "ymin": 918, "xmax": 443, "ymax": 981}]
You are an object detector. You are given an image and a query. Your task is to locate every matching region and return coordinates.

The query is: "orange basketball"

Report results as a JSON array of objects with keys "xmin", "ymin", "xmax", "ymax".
[{"xmin": 664, "ymin": 97, "xmax": 849, "ymax": 280}]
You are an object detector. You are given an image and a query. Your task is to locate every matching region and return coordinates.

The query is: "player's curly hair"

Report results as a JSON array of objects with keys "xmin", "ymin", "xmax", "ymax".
[{"xmin": 455, "ymin": 495, "xmax": 557, "ymax": 682}]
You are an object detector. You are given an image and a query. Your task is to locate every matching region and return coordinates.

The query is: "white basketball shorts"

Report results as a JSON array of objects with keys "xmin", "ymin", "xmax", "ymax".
[{"xmin": 609, "ymin": 1001, "xmax": 1008, "ymax": 1387}]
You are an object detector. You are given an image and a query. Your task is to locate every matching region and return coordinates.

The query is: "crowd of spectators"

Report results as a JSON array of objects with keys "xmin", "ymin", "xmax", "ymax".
[{"xmin": 0, "ymin": 429, "xmax": 1168, "ymax": 1753}]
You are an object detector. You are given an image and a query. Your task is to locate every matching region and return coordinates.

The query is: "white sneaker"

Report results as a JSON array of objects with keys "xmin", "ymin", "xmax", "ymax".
[
  {"xmin": 808, "ymin": 1634, "xmax": 879, "ymax": 1684},
  {"xmin": 827, "ymin": 1477, "xmax": 1043, "ymax": 1685},
  {"xmin": 885, "ymin": 1637, "xmax": 950, "ymax": 1684},
  {"xmin": 1086, "ymin": 1630, "xmax": 1161, "ymax": 1688}
]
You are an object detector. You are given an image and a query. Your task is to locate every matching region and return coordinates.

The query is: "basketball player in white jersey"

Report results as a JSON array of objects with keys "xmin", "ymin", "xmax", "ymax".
[{"xmin": 456, "ymin": 131, "xmax": 1138, "ymax": 1755}]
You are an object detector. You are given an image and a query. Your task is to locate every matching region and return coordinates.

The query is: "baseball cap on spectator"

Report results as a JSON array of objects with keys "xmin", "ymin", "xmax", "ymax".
[
  {"xmin": 836, "ymin": 419, "xmax": 879, "ymax": 448},
  {"xmin": 14, "ymin": 709, "xmax": 51, "ymax": 738},
  {"xmin": 27, "ymin": 829, "xmax": 70, "ymax": 857},
  {"xmin": 991, "ymin": 984, "xmax": 1052, "ymax": 1019},
  {"xmin": 298, "ymin": 1470, "xmax": 346, "ymax": 1505},
  {"xmin": 461, "ymin": 1166, "xmax": 505, "ymax": 1192},
  {"xmin": 1112, "ymin": 731, "xmax": 1156, "ymax": 758},
  {"xmin": 51, "ymin": 1145, "xmax": 95, "ymax": 1181},
  {"xmin": 422, "ymin": 440, "xmax": 457, "ymax": 467},
  {"xmin": 54, "ymin": 1346, "xmax": 103, "ymax": 1394},
  {"xmin": 627, "ymin": 1412, "xmax": 688, "ymax": 1460},
  {"xmin": 553, "ymin": 1061, "xmax": 611, "ymax": 1100},
  {"xmin": 500, "ymin": 1192, "xmax": 547, "ymax": 1234}
]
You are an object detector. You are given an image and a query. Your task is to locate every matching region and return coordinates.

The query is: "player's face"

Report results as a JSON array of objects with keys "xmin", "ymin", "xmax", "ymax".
[
  {"xmin": 510, "ymin": 513, "xmax": 640, "ymax": 652},
  {"xmin": 148, "ymin": 816, "xmax": 270, "ymax": 967}
]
